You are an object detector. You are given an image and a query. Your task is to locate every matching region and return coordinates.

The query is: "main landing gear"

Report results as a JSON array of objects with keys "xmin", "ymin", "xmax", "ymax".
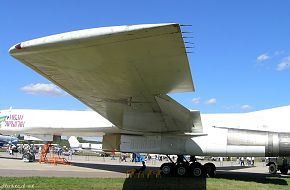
[{"xmin": 160, "ymin": 155, "xmax": 216, "ymax": 177}]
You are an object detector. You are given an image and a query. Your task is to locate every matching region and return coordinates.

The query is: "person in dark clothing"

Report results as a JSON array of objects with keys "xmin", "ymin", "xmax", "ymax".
[{"xmin": 134, "ymin": 161, "xmax": 146, "ymax": 174}]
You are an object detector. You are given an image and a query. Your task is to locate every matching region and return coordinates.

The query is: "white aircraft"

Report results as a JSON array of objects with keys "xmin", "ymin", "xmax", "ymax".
[
  {"xmin": 3, "ymin": 23, "xmax": 290, "ymax": 177},
  {"xmin": 68, "ymin": 136, "xmax": 103, "ymax": 153}
]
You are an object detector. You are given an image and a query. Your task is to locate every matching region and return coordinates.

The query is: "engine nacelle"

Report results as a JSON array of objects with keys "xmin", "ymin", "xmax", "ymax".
[{"xmin": 116, "ymin": 128, "xmax": 290, "ymax": 157}]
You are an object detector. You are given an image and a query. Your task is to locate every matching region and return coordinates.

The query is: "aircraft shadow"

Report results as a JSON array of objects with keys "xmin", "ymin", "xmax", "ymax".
[
  {"xmin": 72, "ymin": 161, "xmax": 158, "ymax": 173},
  {"xmin": 0, "ymin": 155, "xmax": 21, "ymax": 160},
  {"xmin": 72, "ymin": 161, "xmax": 289, "ymax": 188},
  {"xmin": 217, "ymin": 165, "xmax": 254, "ymax": 171},
  {"xmin": 122, "ymin": 171, "xmax": 289, "ymax": 190},
  {"xmin": 72, "ymin": 161, "xmax": 255, "ymax": 173},
  {"xmin": 215, "ymin": 171, "xmax": 289, "ymax": 185},
  {"xmin": 122, "ymin": 177, "xmax": 206, "ymax": 190}
]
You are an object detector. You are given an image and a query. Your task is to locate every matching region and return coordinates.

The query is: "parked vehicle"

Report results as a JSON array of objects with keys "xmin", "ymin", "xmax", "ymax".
[{"xmin": 266, "ymin": 157, "xmax": 290, "ymax": 174}]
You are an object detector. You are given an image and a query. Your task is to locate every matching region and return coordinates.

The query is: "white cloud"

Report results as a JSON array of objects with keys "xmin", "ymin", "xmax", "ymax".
[
  {"xmin": 257, "ymin": 53, "xmax": 270, "ymax": 62},
  {"xmin": 274, "ymin": 50, "xmax": 284, "ymax": 56},
  {"xmin": 240, "ymin": 104, "xmax": 252, "ymax": 110},
  {"xmin": 192, "ymin": 98, "xmax": 200, "ymax": 104},
  {"xmin": 21, "ymin": 83, "xmax": 66, "ymax": 96},
  {"xmin": 205, "ymin": 98, "xmax": 217, "ymax": 105},
  {"xmin": 276, "ymin": 56, "xmax": 290, "ymax": 71}
]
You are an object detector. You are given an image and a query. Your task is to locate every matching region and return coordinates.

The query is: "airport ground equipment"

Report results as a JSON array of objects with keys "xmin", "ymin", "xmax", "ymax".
[
  {"xmin": 126, "ymin": 169, "xmax": 136, "ymax": 178},
  {"xmin": 126, "ymin": 169, "xmax": 162, "ymax": 178},
  {"xmin": 39, "ymin": 143, "xmax": 70, "ymax": 165},
  {"xmin": 266, "ymin": 157, "xmax": 290, "ymax": 175}
]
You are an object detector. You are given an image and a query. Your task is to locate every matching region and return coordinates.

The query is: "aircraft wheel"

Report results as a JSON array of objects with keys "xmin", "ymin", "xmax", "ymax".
[
  {"xmin": 160, "ymin": 163, "xmax": 175, "ymax": 176},
  {"xmin": 176, "ymin": 163, "xmax": 188, "ymax": 177},
  {"xmin": 268, "ymin": 163, "xmax": 277, "ymax": 174},
  {"xmin": 190, "ymin": 162, "xmax": 205, "ymax": 177},
  {"xmin": 280, "ymin": 168, "xmax": 288, "ymax": 175},
  {"xmin": 204, "ymin": 162, "xmax": 216, "ymax": 177}
]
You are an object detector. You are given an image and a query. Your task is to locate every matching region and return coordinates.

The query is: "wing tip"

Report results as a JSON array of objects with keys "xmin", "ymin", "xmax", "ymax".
[{"xmin": 8, "ymin": 44, "xmax": 18, "ymax": 55}]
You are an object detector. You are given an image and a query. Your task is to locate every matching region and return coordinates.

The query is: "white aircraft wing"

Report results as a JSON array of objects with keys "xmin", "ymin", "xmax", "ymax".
[{"xmin": 9, "ymin": 23, "xmax": 202, "ymax": 133}]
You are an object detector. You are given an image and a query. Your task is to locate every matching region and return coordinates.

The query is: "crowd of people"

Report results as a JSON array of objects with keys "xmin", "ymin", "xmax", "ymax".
[
  {"xmin": 4, "ymin": 144, "xmax": 257, "ymax": 168},
  {"xmin": 119, "ymin": 153, "xmax": 169, "ymax": 163},
  {"xmin": 238, "ymin": 157, "xmax": 255, "ymax": 166}
]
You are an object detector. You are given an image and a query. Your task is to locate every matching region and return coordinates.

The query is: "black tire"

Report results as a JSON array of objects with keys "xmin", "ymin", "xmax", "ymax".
[
  {"xmin": 268, "ymin": 163, "xmax": 277, "ymax": 174},
  {"xmin": 175, "ymin": 163, "xmax": 188, "ymax": 177},
  {"xmin": 29, "ymin": 153, "xmax": 35, "ymax": 162},
  {"xmin": 204, "ymin": 162, "xmax": 216, "ymax": 177},
  {"xmin": 280, "ymin": 168, "xmax": 288, "ymax": 175},
  {"xmin": 190, "ymin": 162, "xmax": 205, "ymax": 177},
  {"xmin": 160, "ymin": 163, "xmax": 175, "ymax": 176},
  {"xmin": 22, "ymin": 153, "xmax": 30, "ymax": 162}
]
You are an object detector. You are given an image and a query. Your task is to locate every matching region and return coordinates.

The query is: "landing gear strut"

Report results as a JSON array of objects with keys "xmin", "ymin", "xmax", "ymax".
[{"xmin": 160, "ymin": 155, "xmax": 216, "ymax": 177}]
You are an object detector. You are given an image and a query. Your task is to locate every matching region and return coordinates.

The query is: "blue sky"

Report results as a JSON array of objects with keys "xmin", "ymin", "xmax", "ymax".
[{"xmin": 1, "ymin": 0, "xmax": 290, "ymax": 113}]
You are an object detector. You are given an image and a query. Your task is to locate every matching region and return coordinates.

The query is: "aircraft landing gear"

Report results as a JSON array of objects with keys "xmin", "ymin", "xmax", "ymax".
[
  {"xmin": 176, "ymin": 163, "xmax": 189, "ymax": 176},
  {"xmin": 190, "ymin": 161, "xmax": 204, "ymax": 177},
  {"xmin": 160, "ymin": 155, "xmax": 216, "ymax": 178},
  {"xmin": 203, "ymin": 162, "xmax": 216, "ymax": 177},
  {"xmin": 160, "ymin": 155, "xmax": 190, "ymax": 177},
  {"xmin": 160, "ymin": 162, "xmax": 175, "ymax": 176}
]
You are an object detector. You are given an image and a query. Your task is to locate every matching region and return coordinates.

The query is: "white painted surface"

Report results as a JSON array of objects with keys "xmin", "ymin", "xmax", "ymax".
[
  {"xmin": 0, "ymin": 109, "xmax": 117, "ymax": 136},
  {"xmin": 201, "ymin": 105, "xmax": 290, "ymax": 132}
]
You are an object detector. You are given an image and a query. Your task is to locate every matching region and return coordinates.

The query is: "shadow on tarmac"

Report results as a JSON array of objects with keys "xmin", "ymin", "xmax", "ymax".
[
  {"xmin": 218, "ymin": 165, "xmax": 253, "ymax": 170},
  {"xmin": 122, "ymin": 177, "xmax": 206, "ymax": 190},
  {"xmin": 0, "ymin": 155, "xmax": 21, "ymax": 160},
  {"xmin": 215, "ymin": 171, "xmax": 289, "ymax": 185},
  {"xmin": 72, "ymin": 161, "xmax": 206, "ymax": 190},
  {"xmin": 121, "ymin": 172, "xmax": 289, "ymax": 190},
  {"xmin": 72, "ymin": 161, "xmax": 158, "ymax": 173},
  {"xmin": 72, "ymin": 161, "xmax": 289, "ymax": 189}
]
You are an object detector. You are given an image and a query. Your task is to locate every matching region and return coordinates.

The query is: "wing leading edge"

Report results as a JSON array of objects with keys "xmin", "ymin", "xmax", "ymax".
[{"xmin": 9, "ymin": 23, "xmax": 201, "ymax": 133}]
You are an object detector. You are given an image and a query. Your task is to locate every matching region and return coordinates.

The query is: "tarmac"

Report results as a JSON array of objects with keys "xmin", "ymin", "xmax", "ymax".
[{"xmin": 0, "ymin": 152, "xmax": 287, "ymax": 178}]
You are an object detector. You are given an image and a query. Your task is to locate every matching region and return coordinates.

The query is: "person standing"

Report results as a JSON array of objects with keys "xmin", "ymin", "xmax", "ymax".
[
  {"xmin": 8, "ymin": 145, "xmax": 13, "ymax": 155},
  {"xmin": 241, "ymin": 157, "xmax": 245, "ymax": 166},
  {"xmin": 220, "ymin": 157, "xmax": 223, "ymax": 166},
  {"xmin": 251, "ymin": 157, "xmax": 255, "ymax": 166},
  {"xmin": 111, "ymin": 151, "xmax": 116, "ymax": 160},
  {"xmin": 134, "ymin": 161, "xmax": 146, "ymax": 174}
]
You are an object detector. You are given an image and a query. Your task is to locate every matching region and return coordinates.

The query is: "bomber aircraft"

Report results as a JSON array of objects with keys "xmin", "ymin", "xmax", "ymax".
[{"xmin": 3, "ymin": 23, "xmax": 290, "ymax": 177}]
